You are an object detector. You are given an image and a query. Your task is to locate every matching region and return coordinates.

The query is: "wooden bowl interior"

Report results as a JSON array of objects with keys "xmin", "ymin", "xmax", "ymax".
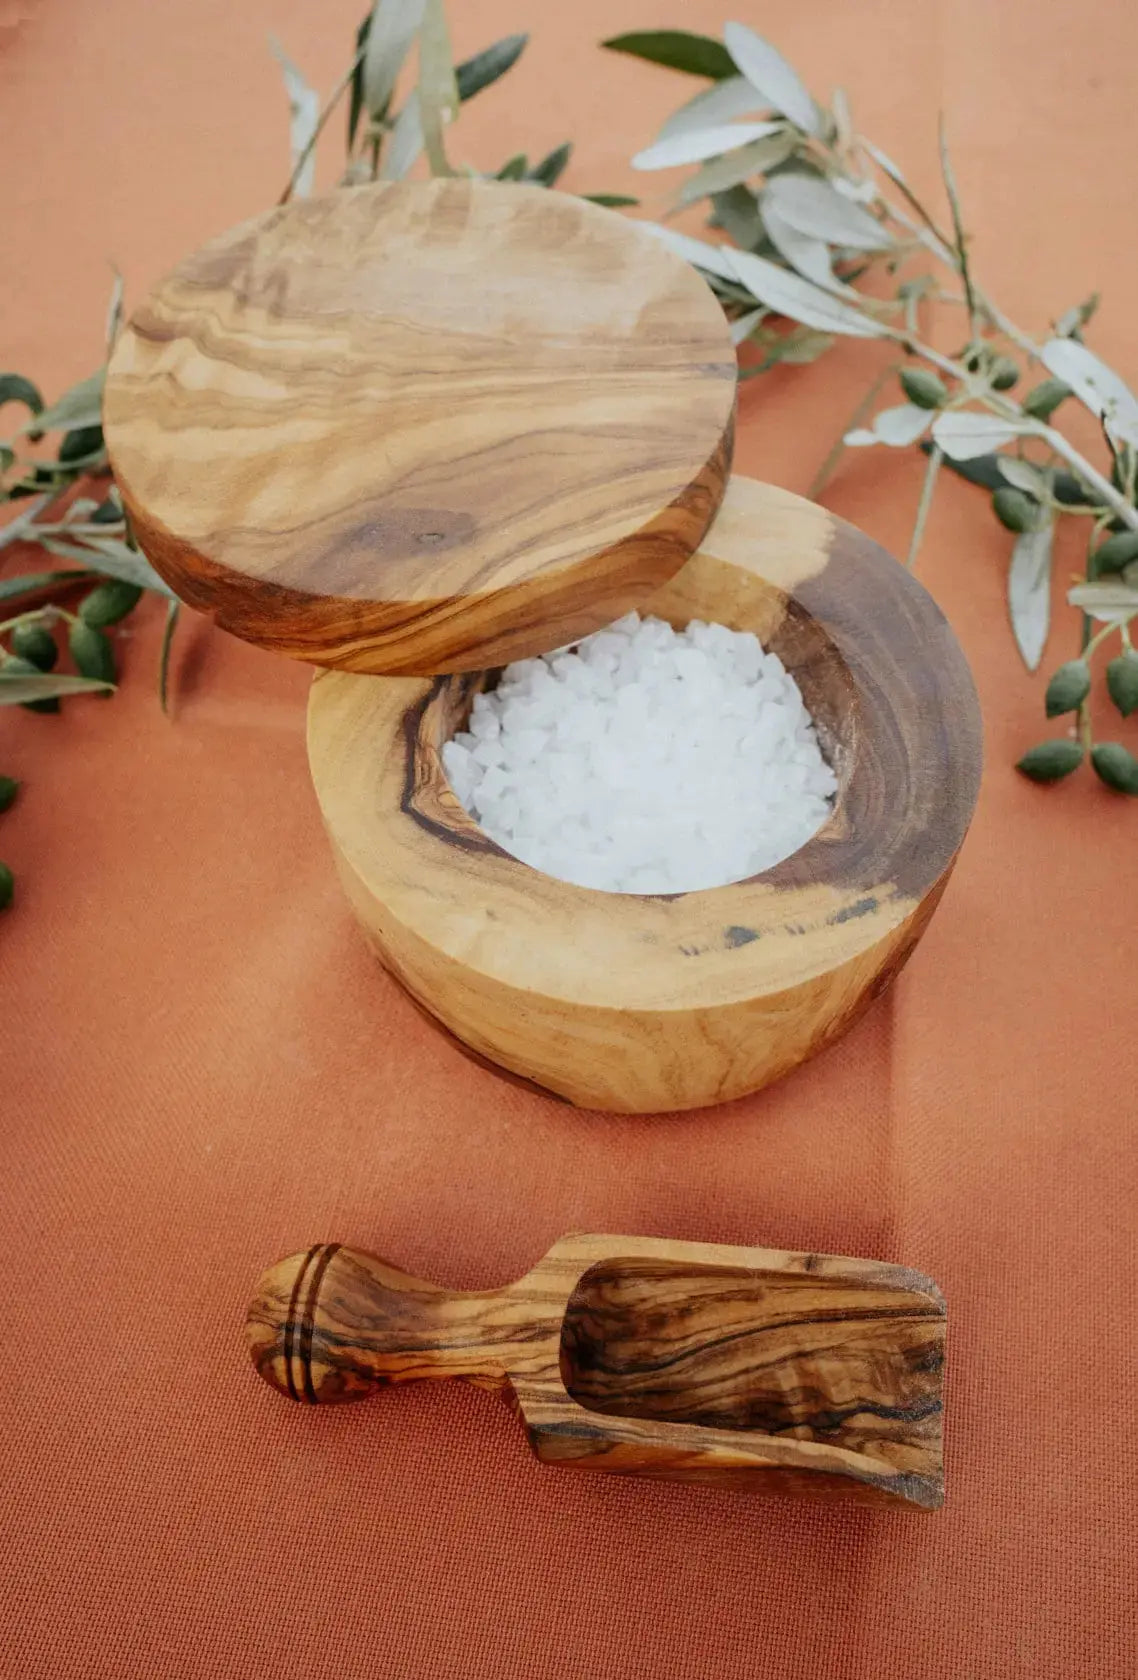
[
  {"xmin": 558, "ymin": 1257, "xmax": 943, "ymax": 1460},
  {"xmin": 412, "ymin": 551, "xmax": 859, "ymax": 870}
]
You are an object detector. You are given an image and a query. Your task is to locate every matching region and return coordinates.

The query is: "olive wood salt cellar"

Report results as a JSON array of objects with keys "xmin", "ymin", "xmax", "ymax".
[{"xmin": 104, "ymin": 178, "xmax": 981, "ymax": 1113}]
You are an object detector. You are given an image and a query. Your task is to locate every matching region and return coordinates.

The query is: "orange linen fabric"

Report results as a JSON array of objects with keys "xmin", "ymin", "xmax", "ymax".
[{"xmin": 2, "ymin": 2, "xmax": 1137, "ymax": 1676}]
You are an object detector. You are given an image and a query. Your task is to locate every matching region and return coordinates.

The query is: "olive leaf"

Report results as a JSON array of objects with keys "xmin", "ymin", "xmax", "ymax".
[
  {"xmin": 846, "ymin": 404, "xmax": 931, "ymax": 448},
  {"xmin": 758, "ymin": 205, "xmax": 825, "ymax": 284},
  {"xmin": 1040, "ymin": 338, "xmax": 1138, "ymax": 451},
  {"xmin": 1008, "ymin": 520, "xmax": 1054, "ymax": 671},
  {"xmin": 347, "ymin": 13, "xmax": 372, "ymax": 149},
  {"xmin": 708, "ymin": 185, "xmax": 764, "ymax": 249},
  {"xmin": 830, "ymin": 87, "xmax": 853, "ymax": 151},
  {"xmin": 656, "ymin": 75, "xmax": 764, "ymax": 142},
  {"xmin": 376, "ymin": 4, "xmax": 511, "ymax": 180},
  {"xmin": 380, "ymin": 92, "xmax": 423, "ymax": 179},
  {"xmin": 632, "ymin": 120, "xmax": 784, "ymax": 171},
  {"xmin": 39, "ymin": 535, "xmax": 176, "ymax": 599},
  {"xmin": 0, "ymin": 568, "xmax": 96, "ymax": 602},
  {"xmin": 417, "ymin": 0, "xmax": 459, "ymax": 177},
  {"xmin": 269, "ymin": 35, "xmax": 321, "ymax": 199},
  {"xmin": 0, "ymin": 670, "xmax": 113, "ymax": 705},
  {"xmin": 0, "ymin": 374, "xmax": 44, "ymax": 417},
  {"xmin": 775, "ymin": 329, "xmax": 835, "ymax": 365},
  {"xmin": 601, "ymin": 30, "xmax": 736, "ymax": 80},
  {"xmin": 639, "ymin": 223, "xmax": 743, "ymax": 282},
  {"xmin": 1055, "ymin": 294, "xmax": 1100, "ymax": 339},
  {"xmin": 379, "ymin": 34, "xmax": 531, "ymax": 181},
  {"xmin": 369, "ymin": 28, "xmax": 534, "ymax": 184},
  {"xmin": 582, "ymin": 193, "xmax": 640, "ymax": 208},
  {"xmin": 361, "ymin": 0, "xmax": 425, "ymax": 122},
  {"xmin": 455, "ymin": 33, "xmax": 527, "ymax": 101},
  {"xmin": 1067, "ymin": 579, "xmax": 1138, "ymax": 622},
  {"xmin": 722, "ymin": 22, "xmax": 820, "ymax": 135},
  {"xmin": 1, "ymin": 653, "xmax": 60, "ymax": 712},
  {"xmin": 857, "ymin": 136, "xmax": 909, "ymax": 191},
  {"xmin": 729, "ymin": 307, "xmax": 767, "ymax": 346},
  {"xmin": 725, "ymin": 249, "xmax": 887, "ymax": 337},
  {"xmin": 930, "ymin": 411, "xmax": 1028, "ymax": 461},
  {"xmin": 938, "ymin": 119, "xmax": 977, "ymax": 327},
  {"xmin": 760, "ymin": 200, "xmax": 848, "ymax": 292},
  {"xmin": 997, "ymin": 457, "xmax": 1049, "ymax": 496},
  {"xmin": 529, "ymin": 143, "xmax": 572, "ymax": 187},
  {"xmin": 930, "ymin": 445, "xmax": 1086, "ymax": 503},
  {"xmin": 24, "ymin": 369, "xmax": 105, "ymax": 436},
  {"xmin": 763, "ymin": 173, "xmax": 894, "ymax": 250},
  {"xmin": 158, "ymin": 599, "xmax": 180, "ymax": 715},
  {"xmin": 675, "ymin": 132, "xmax": 794, "ymax": 205},
  {"xmin": 739, "ymin": 326, "xmax": 835, "ymax": 378}
]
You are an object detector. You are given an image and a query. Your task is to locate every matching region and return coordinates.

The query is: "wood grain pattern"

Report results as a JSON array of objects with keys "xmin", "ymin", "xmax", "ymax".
[
  {"xmin": 246, "ymin": 1232, "xmax": 946, "ymax": 1510},
  {"xmin": 102, "ymin": 179, "xmax": 736, "ymax": 675},
  {"xmin": 307, "ymin": 476, "xmax": 982, "ymax": 1112}
]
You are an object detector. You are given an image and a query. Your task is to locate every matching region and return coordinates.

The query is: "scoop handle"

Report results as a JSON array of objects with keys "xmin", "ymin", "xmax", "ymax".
[{"xmin": 246, "ymin": 1244, "xmax": 512, "ymax": 1404}]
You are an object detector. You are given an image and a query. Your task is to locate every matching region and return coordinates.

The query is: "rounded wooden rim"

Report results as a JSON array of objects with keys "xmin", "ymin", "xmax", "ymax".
[
  {"xmin": 308, "ymin": 478, "xmax": 982, "ymax": 1012},
  {"xmin": 104, "ymin": 179, "xmax": 736, "ymax": 675}
]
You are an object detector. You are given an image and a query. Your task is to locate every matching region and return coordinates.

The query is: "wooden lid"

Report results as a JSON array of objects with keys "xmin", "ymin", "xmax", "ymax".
[{"xmin": 103, "ymin": 180, "xmax": 736, "ymax": 675}]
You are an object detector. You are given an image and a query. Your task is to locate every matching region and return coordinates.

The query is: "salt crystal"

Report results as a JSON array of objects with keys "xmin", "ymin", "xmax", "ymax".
[
  {"xmin": 469, "ymin": 709, "xmax": 500, "ymax": 742},
  {"xmin": 470, "ymin": 738, "xmax": 503, "ymax": 770},
  {"xmin": 441, "ymin": 614, "xmax": 835, "ymax": 894}
]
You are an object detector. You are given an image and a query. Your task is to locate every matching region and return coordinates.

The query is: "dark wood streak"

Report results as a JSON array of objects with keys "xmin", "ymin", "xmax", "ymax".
[
  {"xmin": 760, "ymin": 513, "xmax": 982, "ymax": 902},
  {"xmin": 723, "ymin": 926, "xmax": 760, "ymax": 947},
  {"xmin": 829, "ymin": 896, "xmax": 878, "ymax": 924},
  {"xmin": 298, "ymin": 1244, "xmax": 340, "ymax": 1404},
  {"xmin": 401, "ymin": 674, "xmax": 507, "ymax": 859},
  {"xmin": 559, "ymin": 1261, "xmax": 943, "ymax": 1451},
  {"xmin": 103, "ymin": 178, "xmax": 736, "ymax": 676},
  {"xmin": 246, "ymin": 1233, "xmax": 946, "ymax": 1508},
  {"xmin": 283, "ymin": 1244, "xmax": 320, "ymax": 1403}
]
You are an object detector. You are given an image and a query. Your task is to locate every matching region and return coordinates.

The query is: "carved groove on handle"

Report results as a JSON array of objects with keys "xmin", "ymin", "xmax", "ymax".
[{"xmin": 284, "ymin": 1243, "xmax": 340, "ymax": 1404}]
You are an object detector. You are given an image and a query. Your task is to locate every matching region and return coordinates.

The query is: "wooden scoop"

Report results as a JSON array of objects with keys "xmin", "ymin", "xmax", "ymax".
[{"xmin": 246, "ymin": 1233, "xmax": 946, "ymax": 1509}]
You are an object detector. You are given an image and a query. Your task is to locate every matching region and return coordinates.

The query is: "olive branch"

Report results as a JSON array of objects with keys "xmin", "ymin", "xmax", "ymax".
[{"xmin": 607, "ymin": 23, "xmax": 1138, "ymax": 794}]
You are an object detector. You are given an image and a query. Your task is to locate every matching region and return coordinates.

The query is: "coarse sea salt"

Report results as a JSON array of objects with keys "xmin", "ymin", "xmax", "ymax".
[{"xmin": 441, "ymin": 611, "xmax": 838, "ymax": 894}]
